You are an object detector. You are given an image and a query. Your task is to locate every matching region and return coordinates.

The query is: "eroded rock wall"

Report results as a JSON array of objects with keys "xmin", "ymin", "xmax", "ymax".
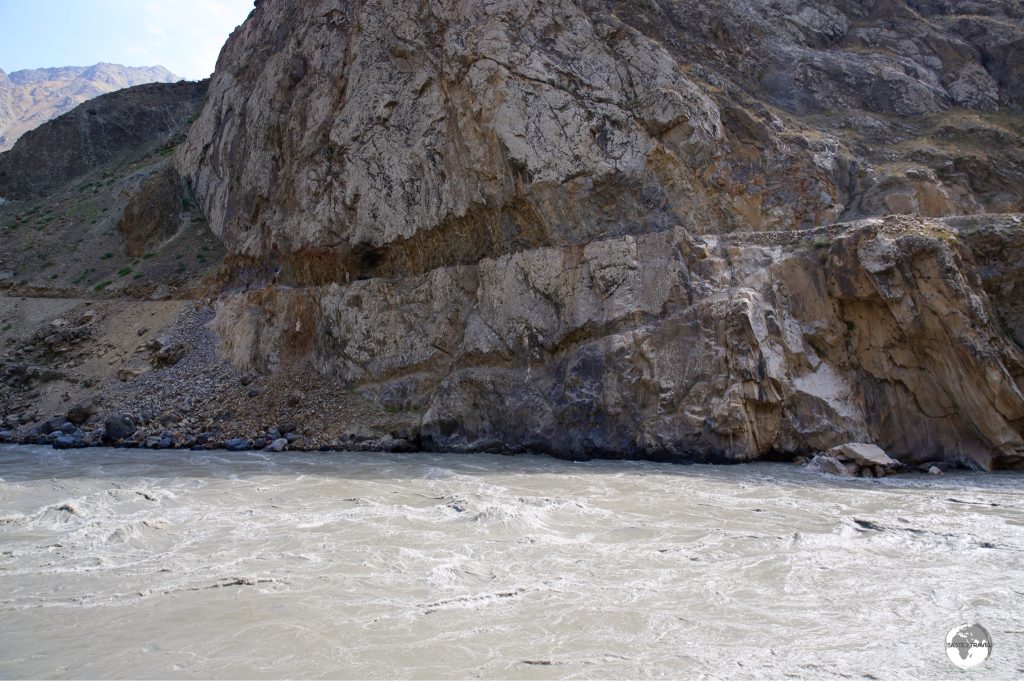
[
  {"xmin": 178, "ymin": 0, "xmax": 1024, "ymax": 468},
  {"xmin": 211, "ymin": 215, "xmax": 1024, "ymax": 469}
]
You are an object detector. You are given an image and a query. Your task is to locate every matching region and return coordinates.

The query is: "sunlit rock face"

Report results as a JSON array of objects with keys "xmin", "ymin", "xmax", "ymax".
[{"xmin": 177, "ymin": 0, "xmax": 1024, "ymax": 468}]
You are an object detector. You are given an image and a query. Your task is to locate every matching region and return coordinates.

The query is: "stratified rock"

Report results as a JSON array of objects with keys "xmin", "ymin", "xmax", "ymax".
[{"xmin": 168, "ymin": 0, "xmax": 1024, "ymax": 469}]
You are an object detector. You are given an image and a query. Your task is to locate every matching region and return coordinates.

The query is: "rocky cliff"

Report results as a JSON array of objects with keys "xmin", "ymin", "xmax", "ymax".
[
  {"xmin": 0, "ymin": 63, "xmax": 178, "ymax": 152},
  {"xmin": 3, "ymin": 1, "xmax": 1024, "ymax": 470},
  {"xmin": 168, "ymin": 0, "xmax": 1024, "ymax": 469}
]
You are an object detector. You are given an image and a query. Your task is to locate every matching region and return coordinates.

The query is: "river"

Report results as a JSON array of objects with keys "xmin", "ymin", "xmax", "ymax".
[{"xmin": 0, "ymin": 445, "xmax": 1021, "ymax": 679}]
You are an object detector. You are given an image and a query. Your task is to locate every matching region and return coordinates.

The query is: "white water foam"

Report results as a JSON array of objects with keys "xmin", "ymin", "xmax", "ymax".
[{"xmin": 0, "ymin": 445, "xmax": 1021, "ymax": 679}]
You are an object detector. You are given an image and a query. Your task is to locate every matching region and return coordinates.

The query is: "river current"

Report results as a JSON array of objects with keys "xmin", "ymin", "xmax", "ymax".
[{"xmin": 0, "ymin": 445, "xmax": 1021, "ymax": 679}]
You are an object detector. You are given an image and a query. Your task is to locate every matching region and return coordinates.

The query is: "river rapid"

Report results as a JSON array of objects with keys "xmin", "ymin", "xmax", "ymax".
[{"xmin": 0, "ymin": 445, "xmax": 1021, "ymax": 679}]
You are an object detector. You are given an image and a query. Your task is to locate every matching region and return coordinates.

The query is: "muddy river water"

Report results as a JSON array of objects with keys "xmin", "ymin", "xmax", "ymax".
[{"xmin": 0, "ymin": 445, "xmax": 1021, "ymax": 679}]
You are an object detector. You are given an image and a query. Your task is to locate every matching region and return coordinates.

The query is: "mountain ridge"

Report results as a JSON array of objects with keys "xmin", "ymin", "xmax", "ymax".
[{"xmin": 0, "ymin": 63, "xmax": 178, "ymax": 152}]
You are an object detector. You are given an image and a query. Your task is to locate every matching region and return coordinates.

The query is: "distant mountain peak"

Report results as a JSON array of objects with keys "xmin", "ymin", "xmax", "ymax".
[{"xmin": 0, "ymin": 63, "xmax": 179, "ymax": 151}]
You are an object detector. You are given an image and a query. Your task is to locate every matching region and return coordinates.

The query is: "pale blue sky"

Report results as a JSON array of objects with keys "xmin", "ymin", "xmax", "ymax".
[{"xmin": 0, "ymin": 0, "xmax": 254, "ymax": 80}]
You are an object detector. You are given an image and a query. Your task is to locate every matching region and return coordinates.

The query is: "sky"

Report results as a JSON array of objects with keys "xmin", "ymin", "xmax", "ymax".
[{"xmin": 0, "ymin": 0, "xmax": 254, "ymax": 80}]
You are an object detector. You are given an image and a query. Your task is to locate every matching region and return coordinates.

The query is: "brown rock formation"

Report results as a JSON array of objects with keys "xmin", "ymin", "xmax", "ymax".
[{"xmin": 118, "ymin": 164, "xmax": 197, "ymax": 258}]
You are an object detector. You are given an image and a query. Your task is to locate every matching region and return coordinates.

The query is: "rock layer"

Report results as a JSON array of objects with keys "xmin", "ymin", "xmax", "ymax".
[
  {"xmin": 176, "ymin": 0, "xmax": 1024, "ymax": 468},
  {"xmin": 210, "ymin": 214, "xmax": 1024, "ymax": 469}
]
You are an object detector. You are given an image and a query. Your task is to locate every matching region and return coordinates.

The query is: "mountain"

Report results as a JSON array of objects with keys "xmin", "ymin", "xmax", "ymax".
[
  {"xmin": 0, "ymin": 63, "xmax": 178, "ymax": 151},
  {"xmin": 2, "ymin": 0, "xmax": 1024, "ymax": 471}
]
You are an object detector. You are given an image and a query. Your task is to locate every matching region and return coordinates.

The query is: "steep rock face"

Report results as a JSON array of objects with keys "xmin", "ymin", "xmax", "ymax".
[
  {"xmin": 179, "ymin": 0, "xmax": 1024, "ymax": 265},
  {"xmin": 178, "ymin": 0, "xmax": 850, "ymax": 262},
  {"xmin": 0, "ymin": 80, "xmax": 207, "ymax": 199},
  {"xmin": 179, "ymin": 0, "xmax": 1024, "ymax": 468},
  {"xmin": 0, "ymin": 64, "xmax": 178, "ymax": 152}
]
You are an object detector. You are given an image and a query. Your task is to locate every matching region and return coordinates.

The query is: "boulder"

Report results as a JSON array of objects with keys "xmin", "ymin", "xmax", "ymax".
[
  {"xmin": 117, "ymin": 367, "xmax": 147, "ymax": 382},
  {"xmin": 35, "ymin": 416, "xmax": 69, "ymax": 435},
  {"xmin": 66, "ymin": 401, "xmax": 98, "ymax": 426},
  {"xmin": 807, "ymin": 454, "xmax": 854, "ymax": 477},
  {"xmin": 828, "ymin": 444, "xmax": 897, "ymax": 468},
  {"xmin": 52, "ymin": 433, "xmax": 83, "ymax": 450},
  {"xmin": 103, "ymin": 414, "xmax": 136, "ymax": 442},
  {"xmin": 265, "ymin": 438, "xmax": 288, "ymax": 453}
]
